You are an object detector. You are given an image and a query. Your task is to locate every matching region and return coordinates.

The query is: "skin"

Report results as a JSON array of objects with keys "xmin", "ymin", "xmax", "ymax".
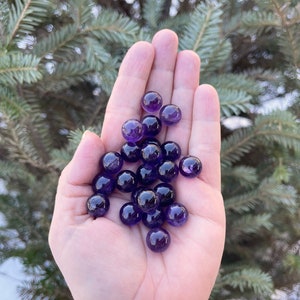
[{"xmin": 49, "ymin": 29, "xmax": 226, "ymax": 300}]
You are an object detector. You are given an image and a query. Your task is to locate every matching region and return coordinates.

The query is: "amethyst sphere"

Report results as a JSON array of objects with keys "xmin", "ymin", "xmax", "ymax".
[
  {"xmin": 141, "ymin": 91, "xmax": 163, "ymax": 113},
  {"xmin": 100, "ymin": 151, "xmax": 123, "ymax": 174},
  {"xmin": 122, "ymin": 119, "xmax": 144, "ymax": 142},
  {"xmin": 119, "ymin": 202, "xmax": 142, "ymax": 226},
  {"xmin": 179, "ymin": 156, "xmax": 202, "ymax": 178},
  {"xmin": 159, "ymin": 104, "xmax": 182, "ymax": 126},
  {"xmin": 146, "ymin": 228, "xmax": 171, "ymax": 252},
  {"xmin": 86, "ymin": 194, "xmax": 110, "ymax": 218},
  {"xmin": 165, "ymin": 202, "xmax": 189, "ymax": 226}
]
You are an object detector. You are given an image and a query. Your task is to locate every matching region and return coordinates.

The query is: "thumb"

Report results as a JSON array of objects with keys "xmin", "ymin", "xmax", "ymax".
[{"xmin": 63, "ymin": 130, "xmax": 105, "ymax": 187}]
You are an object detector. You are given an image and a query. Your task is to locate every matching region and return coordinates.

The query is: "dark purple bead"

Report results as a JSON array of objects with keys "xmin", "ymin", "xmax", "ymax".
[
  {"xmin": 136, "ymin": 188, "xmax": 159, "ymax": 213},
  {"xmin": 154, "ymin": 182, "xmax": 176, "ymax": 207},
  {"xmin": 136, "ymin": 163, "xmax": 158, "ymax": 185},
  {"xmin": 179, "ymin": 156, "xmax": 202, "ymax": 178},
  {"xmin": 86, "ymin": 194, "xmax": 110, "ymax": 218},
  {"xmin": 159, "ymin": 104, "xmax": 182, "ymax": 126},
  {"xmin": 165, "ymin": 203, "xmax": 189, "ymax": 226},
  {"xmin": 161, "ymin": 141, "xmax": 181, "ymax": 161},
  {"xmin": 116, "ymin": 170, "xmax": 137, "ymax": 193},
  {"xmin": 92, "ymin": 173, "xmax": 115, "ymax": 195},
  {"xmin": 142, "ymin": 115, "xmax": 162, "ymax": 137},
  {"xmin": 100, "ymin": 151, "xmax": 123, "ymax": 174},
  {"xmin": 141, "ymin": 91, "xmax": 163, "ymax": 113},
  {"xmin": 119, "ymin": 202, "xmax": 142, "ymax": 226},
  {"xmin": 140, "ymin": 140, "xmax": 163, "ymax": 164},
  {"xmin": 131, "ymin": 186, "xmax": 145, "ymax": 204},
  {"xmin": 142, "ymin": 208, "xmax": 165, "ymax": 228},
  {"xmin": 120, "ymin": 142, "xmax": 141, "ymax": 162},
  {"xmin": 146, "ymin": 228, "xmax": 170, "ymax": 252},
  {"xmin": 122, "ymin": 119, "xmax": 144, "ymax": 142},
  {"xmin": 158, "ymin": 160, "xmax": 179, "ymax": 182}
]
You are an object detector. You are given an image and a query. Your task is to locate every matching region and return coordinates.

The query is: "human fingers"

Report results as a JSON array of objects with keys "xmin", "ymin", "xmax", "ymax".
[
  {"xmin": 54, "ymin": 130, "xmax": 105, "ymax": 217},
  {"xmin": 101, "ymin": 41, "xmax": 154, "ymax": 151},
  {"xmin": 165, "ymin": 50, "xmax": 200, "ymax": 154},
  {"xmin": 189, "ymin": 84, "xmax": 221, "ymax": 191},
  {"xmin": 145, "ymin": 29, "xmax": 178, "ymax": 141}
]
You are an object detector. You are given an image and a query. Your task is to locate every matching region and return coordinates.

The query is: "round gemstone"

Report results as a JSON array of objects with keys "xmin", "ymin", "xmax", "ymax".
[
  {"xmin": 142, "ymin": 115, "xmax": 162, "ymax": 137},
  {"xmin": 154, "ymin": 182, "xmax": 176, "ymax": 207},
  {"xmin": 179, "ymin": 156, "xmax": 202, "ymax": 178},
  {"xmin": 92, "ymin": 173, "xmax": 115, "ymax": 195},
  {"xmin": 116, "ymin": 170, "xmax": 137, "ymax": 193},
  {"xmin": 141, "ymin": 91, "xmax": 163, "ymax": 113},
  {"xmin": 140, "ymin": 141, "xmax": 163, "ymax": 164},
  {"xmin": 136, "ymin": 163, "xmax": 158, "ymax": 185},
  {"xmin": 158, "ymin": 160, "xmax": 179, "ymax": 182},
  {"xmin": 122, "ymin": 119, "xmax": 144, "ymax": 142},
  {"xmin": 136, "ymin": 188, "xmax": 159, "ymax": 213},
  {"xmin": 100, "ymin": 151, "xmax": 123, "ymax": 174},
  {"xmin": 161, "ymin": 141, "xmax": 181, "ymax": 161},
  {"xmin": 159, "ymin": 104, "xmax": 182, "ymax": 125},
  {"xmin": 86, "ymin": 194, "xmax": 110, "ymax": 218},
  {"xmin": 142, "ymin": 208, "xmax": 165, "ymax": 228},
  {"xmin": 146, "ymin": 228, "xmax": 171, "ymax": 252},
  {"xmin": 165, "ymin": 202, "xmax": 189, "ymax": 226},
  {"xmin": 120, "ymin": 142, "xmax": 141, "ymax": 162},
  {"xmin": 119, "ymin": 202, "xmax": 142, "ymax": 226}
]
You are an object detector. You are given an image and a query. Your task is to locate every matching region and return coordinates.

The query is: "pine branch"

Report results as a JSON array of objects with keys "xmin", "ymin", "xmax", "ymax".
[
  {"xmin": 85, "ymin": 9, "xmax": 140, "ymax": 46},
  {"xmin": 142, "ymin": 0, "xmax": 165, "ymax": 29},
  {"xmin": 4, "ymin": 0, "xmax": 52, "ymax": 46},
  {"xmin": 222, "ymin": 268, "xmax": 274, "ymax": 296},
  {"xmin": 0, "ymin": 52, "xmax": 42, "ymax": 85}
]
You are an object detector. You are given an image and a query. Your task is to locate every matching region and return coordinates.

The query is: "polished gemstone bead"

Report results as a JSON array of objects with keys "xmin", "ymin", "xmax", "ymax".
[
  {"xmin": 165, "ymin": 202, "xmax": 188, "ymax": 226},
  {"xmin": 136, "ymin": 163, "xmax": 158, "ymax": 185},
  {"xmin": 146, "ymin": 228, "xmax": 171, "ymax": 252},
  {"xmin": 159, "ymin": 104, "xmax": 182, "ymax": 125},
  {"xmin": 179, "ymin": 156, "xmax": 202, "ymax": 178},
  {"xmin": 119, "ymin": 202, "xmax": 142, "ymax": 226},
  {"xmin": 142, "ymin": 115, "xmax": 162, "ymax": 137},
  {"xmin": 116, "ymin": 170, "xmax": 137, "ymax": 193},
  {"xmin": 136, "ymin": 188, "xmax": 159, "ymax": 213},
  {"xmin": 140, "ymin": 141, "xmax": 163, "ymax": 164},
  {"xmin": 120, "ymin": 142, "xmax": 141, "ymax": 162},
  {"xmin": 92, "ymin": 173, "xmax": 115, "ymax": 195},
  {"xmin": 122, "ymin": 119, "xmax": 144, "ymax": 142},
  {"xmin": 161, "ymin": 141, "xmax": 181, "ymax": 161},
  {"xmin": 142, "ymin": 208, "xmax": 165, "ymax": 228},
  {"xmin": 158, "ymin": 160, "xmax": 179, "ymax": 182},
  {"xmin": 154, "ymin": 182, "xmax": 176, "ymax": 207},
  {"xmin": 86, "ymin": 193, "xmax": 110, "ymax": 218},
  {"xmin": 141, "ymin": 91, "xmax": 163, "ymax": 113},
  {"xmin": 100, "ymin": 151, "xmax": 123, "ymax": 174}
]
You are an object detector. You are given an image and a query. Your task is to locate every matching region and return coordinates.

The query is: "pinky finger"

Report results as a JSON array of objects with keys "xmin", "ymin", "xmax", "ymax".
[{"xmin": 189, "ymin": 84, "xmax": 221, "ymax": 191}]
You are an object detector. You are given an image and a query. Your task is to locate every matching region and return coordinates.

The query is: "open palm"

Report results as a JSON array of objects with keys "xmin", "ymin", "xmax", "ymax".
[{"xmin": 49, "ymin": 30, "xmax": 226, "ymax": 300}]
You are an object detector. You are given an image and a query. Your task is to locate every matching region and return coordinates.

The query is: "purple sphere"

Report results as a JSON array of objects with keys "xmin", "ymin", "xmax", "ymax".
[
  {"xmin": 146, "ymin": 228, "xmax": 171, "ymax": 252},
  {"xmin": 119, "ymin": 202, "xmax": 142, "ymax": 226},
  {"xmin": 159, "ymin": 104, "xmax": 182, "ymax": 126},
  {"xmin": 100, "ymin": 151, "xmax": 123, "ymax": 174},
  {"xmin": 86, "ymin": 194, "xmax": 110, "ymax": 218},
  {"xmin": 120, "ymin": 142, "xmax": 141, "ymax": 162},
  {"xmin": 92, "ymin": 173, "xmax": 115, "ymax": 195},
  {"xmin": 142, "ymin": 115, "xmax": 162, "ymax": 137},
  {"xmin": 141, "ymin": 91, "xmax": 163, "ymax": 113},
  {"xmin": 165, "ymin": 202, "xmax": 189, "ymax": 227},
  {"xmin": 122, "ymin": 119, "xmax": 144, "ymax": 142},
  {"xmin": 116, "ymin": 170, "xmax": 137, "ymax": 193},
  {"xmin": 154, "ymin": 182, "xmax": 176, "ymax": 207},
  {"xmin": 136, "ymin": 188, "xmax": 159, "ymax": 213},
  {"xmin": 161, "ymin": 141, "xmax": 181, "ymax": 161},
  {"xmin": 179, "ymin": 156, "xmax": 202, "ymax": 178},
  {"xmin": 142, "ymin": 209, "xmax": 165, "ymax": 228},
  {"xmin": 158, "ymin": 160, "xmax": 179, "ymax": 182}
]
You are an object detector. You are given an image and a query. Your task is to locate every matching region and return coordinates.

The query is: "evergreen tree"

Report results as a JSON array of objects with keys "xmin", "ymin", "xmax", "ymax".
[{"xmin": 0, "ymin": 0, "xmax": 299, "ymax": 299}]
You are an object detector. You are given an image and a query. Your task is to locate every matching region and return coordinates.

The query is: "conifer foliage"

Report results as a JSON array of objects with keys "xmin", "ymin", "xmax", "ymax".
[{"xmin": 0, "ymin": 0, "xmax": 299, "ymax": 299}]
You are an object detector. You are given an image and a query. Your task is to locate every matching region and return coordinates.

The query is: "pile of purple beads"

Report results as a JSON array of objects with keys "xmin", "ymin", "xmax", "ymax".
[{"xmin": 86, "ymin": 91, "xmax": 202, "ymax": 252}]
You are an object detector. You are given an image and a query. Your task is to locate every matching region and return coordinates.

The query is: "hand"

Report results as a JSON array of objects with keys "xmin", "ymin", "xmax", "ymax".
[{"xmin": 49, "ymin": 29, "xmax": 226, "ymax": 300}]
